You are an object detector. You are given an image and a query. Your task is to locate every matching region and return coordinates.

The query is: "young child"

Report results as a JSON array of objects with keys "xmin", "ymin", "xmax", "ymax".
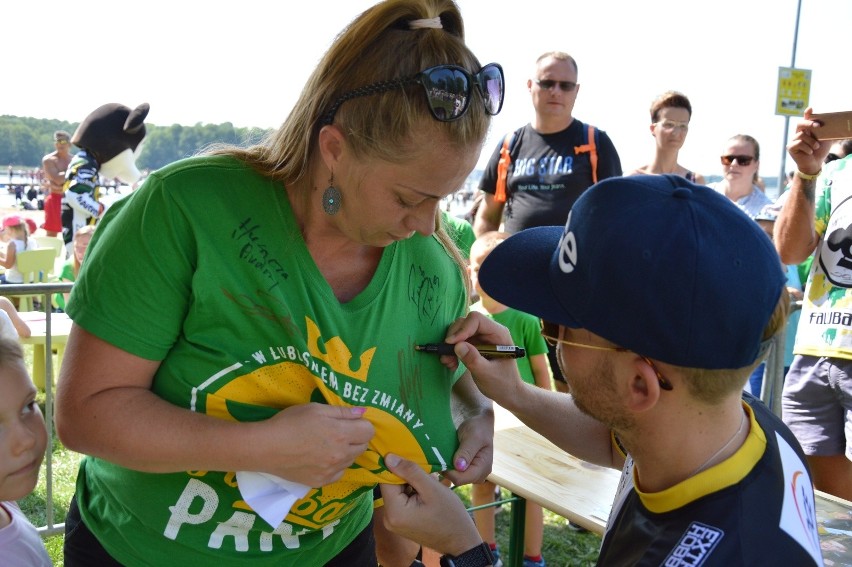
[
  {"xmin": 468, "ymin": 231, "xmax": 551, "ymax": 567},
  {"xmin": 55, "ymin": 224, "xmax": 96, "ymax": 311},
  {"xmin": 0, "ymin": 215, "xmax": 33, "ymax": 284},
  {"xmin": 0, "ymin": 338, "xmax": 51, "ymax": 565}
]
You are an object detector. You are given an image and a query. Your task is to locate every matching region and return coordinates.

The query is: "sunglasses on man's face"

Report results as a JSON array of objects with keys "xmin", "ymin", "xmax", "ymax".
[
  {"xmin": 534, "ymin": 79, "xmax": 577, "ymax": 92},
  {"xmin": 320, "ymin": 63, "xmax": 504, "ymax": 125},
  {"xmin": 539, "ymin": 319, "xmax": 673, "ymax": 391},
  {"xmin": 825, "ymin": 153, "xmax": 843, "ymax": 164},
  {"xmin": 720, "ymin": 155, "xmax": 755, "ymax": 166}
]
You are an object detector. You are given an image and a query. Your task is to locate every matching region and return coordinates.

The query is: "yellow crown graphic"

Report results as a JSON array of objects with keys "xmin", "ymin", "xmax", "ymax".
[{"xmin": 305, "ymin": 317, "xmax": 375, "ymax": 382}]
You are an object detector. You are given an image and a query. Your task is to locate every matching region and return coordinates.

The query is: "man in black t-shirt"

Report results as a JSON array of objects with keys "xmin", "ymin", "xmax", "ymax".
[
  {"xmin": 475, "ymin": 51, "xmax": 621, "ymax": 393},
  {"xmin": 475, "ymin": 51, "xmax": 621, "ymax": 235}
]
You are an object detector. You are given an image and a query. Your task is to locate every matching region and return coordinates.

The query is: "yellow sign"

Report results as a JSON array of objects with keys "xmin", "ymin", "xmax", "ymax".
[{"xmin": 776, "ymin": 67, "xmax": 812, "ymax": 116}]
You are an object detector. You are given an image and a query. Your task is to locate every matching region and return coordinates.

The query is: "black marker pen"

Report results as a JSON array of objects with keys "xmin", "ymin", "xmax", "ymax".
[{"xmin": 414, "ymin": 343, "xmax": 526, "ymax": 359}]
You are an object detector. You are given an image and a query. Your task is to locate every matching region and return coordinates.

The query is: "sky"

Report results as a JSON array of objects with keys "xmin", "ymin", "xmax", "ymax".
[{"xmin": 6, "ymin": 0, "xmax": 851, "ymax": 184}]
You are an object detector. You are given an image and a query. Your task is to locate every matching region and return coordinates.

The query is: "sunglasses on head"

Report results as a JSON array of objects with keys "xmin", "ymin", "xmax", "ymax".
[
  {"xmin": 320, "ymin": 63, "xmax": 504, "ymax": 126},
  {"xmin": 720, "ymin": 155, "xmax": 755, "ymax": 166},
  {"xmin": 534, "ymin": 79, "xmax": 577, "ymax": 92}
]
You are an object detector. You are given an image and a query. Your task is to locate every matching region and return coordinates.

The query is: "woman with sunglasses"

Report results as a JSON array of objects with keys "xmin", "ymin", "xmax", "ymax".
[
  {"xmin": 709, "ymin": 134, "xmax": 772, "ymax": 219},
  {"xmin": 55, "ymin": 2, "xmax": 501, "ymax": 566},
  {"xmin": 628, "ymin": 91, "xmax": 705, "ymax": 184}
]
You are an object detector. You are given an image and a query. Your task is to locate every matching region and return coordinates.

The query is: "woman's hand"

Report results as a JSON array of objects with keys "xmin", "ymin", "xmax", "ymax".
[
  {"xmin": 444, "ymin": 410, "xmax": 493, "ymax": 486},
  {"xmin": 258, "ymin": 403, "xmax": 375, "ymax": 486}
]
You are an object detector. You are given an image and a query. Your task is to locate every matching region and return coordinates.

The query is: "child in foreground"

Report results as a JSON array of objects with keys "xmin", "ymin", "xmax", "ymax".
[
  {"xmin": 0, "ymin": 338, "xmax": 51, "ymax": 565},
  {"xmin": 468, "ymin": 231, "xmax": 551, "ymax": 567}
]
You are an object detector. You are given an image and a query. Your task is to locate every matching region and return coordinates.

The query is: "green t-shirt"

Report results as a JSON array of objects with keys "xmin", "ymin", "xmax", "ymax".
[
  {"xmin": 54, "ymin": 260, "xmax": 74, "ymax": 310},
  {"xmin": 470, "ymin": 301, "xmax": 549, "ymax": 385},
  {"xmin": 441, "ymin": 212, "xmax": 476, "ymax": 258},
  {"xmin": 67, "ymin": 155, "xmax": 468, "ymax": 566}
]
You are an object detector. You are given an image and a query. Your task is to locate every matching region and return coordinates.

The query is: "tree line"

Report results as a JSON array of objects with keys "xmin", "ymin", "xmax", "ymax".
[{"xmin": 0, "ymin": 115, "xmax": 273, "ymax": 172}]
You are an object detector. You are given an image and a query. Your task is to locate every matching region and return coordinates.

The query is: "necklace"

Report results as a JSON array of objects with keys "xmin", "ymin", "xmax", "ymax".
[{"xmin": 690, "ymin": 410, "xmax": 747, "ymax": 477}]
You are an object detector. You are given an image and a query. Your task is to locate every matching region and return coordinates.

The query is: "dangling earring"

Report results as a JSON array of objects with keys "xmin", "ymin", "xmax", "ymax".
[{"xmin": 322, "ymin": 172, "xmax": 342, "ymax": 215}]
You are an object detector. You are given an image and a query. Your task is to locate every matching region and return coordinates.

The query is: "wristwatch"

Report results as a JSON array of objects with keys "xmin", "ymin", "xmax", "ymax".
[{"xmin": 439, "ymin": 542, "xmax": 495, "ymax": 567}]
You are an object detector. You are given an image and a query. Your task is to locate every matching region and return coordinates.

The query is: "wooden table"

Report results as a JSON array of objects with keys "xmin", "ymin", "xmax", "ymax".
[
  {"xmin": 487, "ymin": 406, "xmax": 618, "ymax": 566},
  {"xmin": 18, "ymin": 311, "xmax": 72, "ymax": 390},
  {"xmin": 489, "ymin": 405, "xmax": 852, "ymax": 567}
]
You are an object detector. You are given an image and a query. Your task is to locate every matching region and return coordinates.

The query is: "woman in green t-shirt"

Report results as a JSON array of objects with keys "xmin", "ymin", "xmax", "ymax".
[{"xmin": 55, "ymin": 1, "xmax": 504, "ymax": 566}]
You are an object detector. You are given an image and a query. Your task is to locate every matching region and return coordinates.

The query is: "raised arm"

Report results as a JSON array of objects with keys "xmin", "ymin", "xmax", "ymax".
[
  {"xmin": 775, "ymin": 108, "xmax": 831, "ymax": 265},
  {"xmin": 443, "ymin": 312, "xmax": 620, "ymax": 469}
]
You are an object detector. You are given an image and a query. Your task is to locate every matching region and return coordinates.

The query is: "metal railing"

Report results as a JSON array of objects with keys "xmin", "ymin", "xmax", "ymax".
[{"xmin": 1, "ymin": 282, "xmax": 73, "ymax": 537}]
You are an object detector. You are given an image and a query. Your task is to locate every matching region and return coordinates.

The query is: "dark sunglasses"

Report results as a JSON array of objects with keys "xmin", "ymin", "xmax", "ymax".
[
  {"xmin": 320, "ymin": 63, "xmax": 504, "ymax": 126},
  {"xmin": 720, "ymin": 155, "xmax": 755, "ymax": 166},
  {"xmin": 539, "ymin": 319, "xmax": 674, "ymax": 392},
  {"xmin": 825, "ymin": 153, "xmax": 843, "ymax": 164},
  {"xmin": 534, "ymin": 79, "xmax": 577, "ymax": 92}
]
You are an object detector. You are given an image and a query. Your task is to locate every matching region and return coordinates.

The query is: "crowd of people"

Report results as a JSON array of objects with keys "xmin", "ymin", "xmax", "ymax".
[{"xmin": 1, "ymin": 1, "xmax": 849, "ymax": 566}]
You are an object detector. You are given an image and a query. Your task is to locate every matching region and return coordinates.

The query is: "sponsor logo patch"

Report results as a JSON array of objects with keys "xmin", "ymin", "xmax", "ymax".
[{"xmin": 663, "ymin": 522, "xmax": 723, "ymax": 566}]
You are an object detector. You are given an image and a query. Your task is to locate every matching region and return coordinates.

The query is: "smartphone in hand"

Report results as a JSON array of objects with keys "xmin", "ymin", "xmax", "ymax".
[{"xmin": 811, "ymin": 111, "xmax": 852, "ymax": 141}]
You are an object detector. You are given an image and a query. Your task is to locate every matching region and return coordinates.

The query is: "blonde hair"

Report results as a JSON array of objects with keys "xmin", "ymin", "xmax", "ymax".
[
  {"xmin": 0, "ymin": 337, "xmax": 25, "ymax": 368},
  {"xmin": 3, "ymin": 220, "xmax": 29, "ymax": 248},
  {"xmin": 210, "ymin": 0, "xmax": 489, "ymax": 183},
  {"xmin": 470, "ymin": 230, "xmax": 510, "ymax": 261},
  {"xmin": 206, "ymin": 0, "xmax": 491, "ymax": 298},
  {"xmin": 678, "ymin": 289, "xmax": 790, "ymax": 404},
  {"xmin": 72, "ymin": 224, "xmax": 96, "ymax": 278}
]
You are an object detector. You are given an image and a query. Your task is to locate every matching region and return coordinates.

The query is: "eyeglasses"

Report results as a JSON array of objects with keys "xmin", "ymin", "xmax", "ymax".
[
  {"xmin": 720, "ymin": 155, "xmax": 755, "ymax": 166},
  {"xmin": 825, "ymin": 153, "xmax": 843, "ymax": 164},
  {"xmin": 654, "ymin": 120, "xmax": 689, "ymax": 133},
  {"xmin": 55, "ymin": 140, "xmax": 69, "ymax": 145},
  {"xmin": 534, "ymin": 79, "xmax": 577, "ymax": 92},
  {"xmin": 320, "ymin": 63, "xmax": 504, "ymax": 126},
  {"xmin": 540, "ymin": 320, "xmax": 674, "ymax": 391}
]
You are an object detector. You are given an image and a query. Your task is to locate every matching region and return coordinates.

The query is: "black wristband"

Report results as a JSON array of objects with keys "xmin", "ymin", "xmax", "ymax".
[{"xmin": 439, "ymin": 542, "xmax": 494, "ymax": 567}]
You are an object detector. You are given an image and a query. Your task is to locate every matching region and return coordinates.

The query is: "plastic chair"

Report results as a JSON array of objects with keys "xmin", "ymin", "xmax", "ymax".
[
  {"xmin": 15, "ymin": 248, "xmax": 58, "ymax": 312},
  {"xmin": 33, "ymin": 235, "xmax": 67, "ymax": 260}
]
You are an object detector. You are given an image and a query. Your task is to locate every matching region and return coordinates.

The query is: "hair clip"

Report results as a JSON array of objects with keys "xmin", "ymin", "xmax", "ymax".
[{"xmin": 408, "ymin": 16, "xmax": 442, "ymax": 29}]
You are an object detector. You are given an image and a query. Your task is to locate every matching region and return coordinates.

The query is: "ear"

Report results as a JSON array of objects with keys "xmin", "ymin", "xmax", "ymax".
[
  {"xmin": 317, "ymin": 124, "xmax": 346, "ymax": 173},
  {"xmin": 623, "ymin": 356, "xmax": 663, "ymax": 413},
  {"xmin": 527, "ymin": 78, "xmax": 533, "ymax": 92},
  {"xmin": 649, "ymin": 123, "xmax": 657, "ymax": 136}
]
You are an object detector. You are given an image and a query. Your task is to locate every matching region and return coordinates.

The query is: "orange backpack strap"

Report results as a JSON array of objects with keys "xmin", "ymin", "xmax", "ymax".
[
  {"xmin": 495, "ymin": 131, "xmax": 515, "ymax": 203},
  {"xmin": 573, "ymin": 124, "xmax": 599, "ymax": 184}
]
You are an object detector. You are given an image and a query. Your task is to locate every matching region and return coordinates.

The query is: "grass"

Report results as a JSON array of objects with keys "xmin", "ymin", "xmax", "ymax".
[
  {"xmin": 455, "ymin": 485, "xmax": 602, "ymax": 566},
  {"xmin": 15, "ymin": 346, "xmax": 602, "ymax": 567}
]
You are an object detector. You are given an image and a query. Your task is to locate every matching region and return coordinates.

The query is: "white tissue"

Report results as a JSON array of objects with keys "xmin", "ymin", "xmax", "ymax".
[{"xmin": 235, "ymin": 471, "xmax": 311, "ymax": 528}]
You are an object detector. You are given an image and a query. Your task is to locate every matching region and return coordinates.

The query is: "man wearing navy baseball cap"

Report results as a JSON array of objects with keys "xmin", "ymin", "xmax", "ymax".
[{"xmin": 379, "ymin": 175, "xmax": 824, "ymax": 566}]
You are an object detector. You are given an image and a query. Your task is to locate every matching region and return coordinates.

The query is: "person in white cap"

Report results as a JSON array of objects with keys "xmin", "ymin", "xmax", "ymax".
[{"xmin": 381, "ymin": 174, "xmax": 824, "ymax": 566}]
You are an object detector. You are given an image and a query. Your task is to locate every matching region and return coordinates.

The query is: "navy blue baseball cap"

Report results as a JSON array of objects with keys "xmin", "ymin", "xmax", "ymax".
[{"xmin": 478, "ymin": 174, "xmax": 786, "ymax": 369}]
